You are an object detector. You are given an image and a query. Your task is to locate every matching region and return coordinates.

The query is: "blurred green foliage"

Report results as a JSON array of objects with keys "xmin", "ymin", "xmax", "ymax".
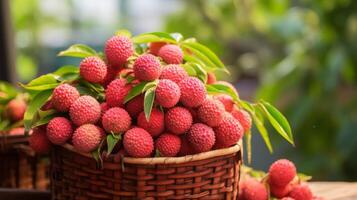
[{"xmin": 165, "ymin": 0, "xmax": 357, "ymax": 180}]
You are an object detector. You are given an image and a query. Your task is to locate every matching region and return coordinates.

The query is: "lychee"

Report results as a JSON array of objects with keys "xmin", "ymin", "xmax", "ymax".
[
  {"xmin": 165, "ymin": 106, "xmax": 193, "ymax": 135},
  {"xmin": 178, "ymin": 135, "xmax": 195, "ymax": 156},
  {"xmin": 159, "ymin": 64, "xmax": 188, "ymax": 84},
  {"xmin": 269, "ymin": 159, "xmax": 297, "ymax": 187},
  {"xmin": 213, "ymin": 94, "xmax": 234, "ymax": 112},
  {"xmin": 187, "ymin": 123, "xmax": 215, "ymax": 153},
  {"xmin": 79, "ymin": 56, "xmax": 107, "ymax": 83},
  {"xmin": 239, "ymin": 178, "xmax": 268, "ymax": 200},
  {"xmin": 8, "ymin": 127, "xmax": 25, "ymax": 135},
  {"xmin": 5, "ymin": 99, "xmax": 26, "ymax": 121},
  {"xmin": 101, "ymin": 65, "xmax": 121, "ymax": 87},
  {"xmin": 125, "ymin": 95, "xmax": 144, "ymax": 118},
  {"xmin": 197, "ymin": 98, "xmax": 225, "ymax": 127},
  {"xmin": 214, "ymin": 113, "xmax": 243, "ymax": 148},
  {"xmin": 231, "ymin": 106, "xmax": 252, "ymax": 133},
  {"xmin": 29, "ymin": 127, "xmax": 51, "ymax": 154},
  {"xmin": 288, "ymin": 184, "xmax": 313, "ymax": 200},
  {"xmin": 102, "ymin": 107, "xmax": 131, "ymax": 134},
  {"xmin": 206, "ymin": 72, "xmax": 216, "ymax": 84},
  {"xmin": 137, "ymin": 108, "xmax": 164, "ymax": 137},
  {"xmin": 155, "ymin": 79, "xmax": 180, "ymax": 108},
  {"xmin": 72, "ymin": 124, "xmax": 104, "ymax": 153},
  {"xmin": 46, "ymin": 117, "xmax": 73, "ymax": 145},
  {"xmin": 178, "ymin": 77, "xmax": 206, "ymax": 108},
  {"xmin": 69, "ymin": 95, "xmax": 101, "ymax": 126},
  {"xmin": 133, "ymin": 54, "xmax": 161, "ymax": 81},
  {"xmin": 270, "ymin": 183, "xmax": 293, "ymax": 198},
  {"xmin": 149, "ymin": 42, "xmax": 167, "ymax": 55},
  {"xmin": 105, "ymin": 35, "xmax": 134, "ymax": 68},
  {"xmin": 123, "ymin": 127, "xmax": 154, "ymax": 158},
  {"xmin": 155, "ymin": 133, "xmax": 181, "ymax": 157},
  {"xmin": 280, "ymin": 197, "xmax": 295, "ymax": 200},
  {"xmin": 158, "ymin": 44, "xmax": 183, "ymax": 64},
  {"xmin": 51, "ymin": 84, "xmax": 80, "ymax": 112},
  {"xmin": 100, "ymin": 102, "xmax": 109, "ymax": 115},
  {"xmin": 105, "ymin": 78, "xmax": 132, "ymax": 107}
]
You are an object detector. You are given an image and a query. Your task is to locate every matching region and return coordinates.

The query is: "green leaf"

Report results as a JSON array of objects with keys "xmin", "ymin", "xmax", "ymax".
[
  {"xmin": 245, "ymin": 130, "xmax": 252, "ymax": 164},
  {"xmin": 170, "ymin": 33, "xmax": 183, "ymax": 42},
  {"xmin": 132, "ymin": 32, "xmax": 176, "ymax": 44},
  {"xmin": 24, "ymin": 90, "xmax": 52, "ymax": 132},
  {"xmin": 182, "ymin": 63, "xmax": 197, "ymax": 76},
  {"xmin": 21, "ymin": 83, "xmax": 59, "ymax": 91},
  {"xmin": 155, "ymin": 149, "xmax": 161, "ymax": 157},
  {"xmin": 181, "ymin": 43, "xmax": 217, "ymax": 69},
  {"xmin": 106, "ymin": 134, "xmax": 121, "ymax": 156},
  {"xmin": 187, "ymin": 62, "xmax": 207, "ymax": 83},
  {"xmin": 91, "ymin": 140, "xmax": 104, "ymax": 169},
  {"xmin": 206, "ymin": 83, "xmax": 239, "ymax": 102},
  {"xmin": 32, "ymin": 110, "xmax": 59, "ymax": 128},
  {"xmin": 124, "ymin": 82, "xmax": 147, "ymax": 103},
  {"xmin": 142, "ymin": 80, "xmax": 158, "ymax": 92},
  {"xmin": 258, "ymin": 101, "xmax": 294, "ymax": 145},
  {"xmin": 297, "ymin": 173, "xmax": 312, "ymax": 181},
  {"xmin": 24, "ymin": 74, "xmax": 58, "ymax": 87},
  {"xmin": 53, "ymin": 65, "xmax": 79, "ymax": 76},
  {"xmin": 0, "ymin": 120, "xmax": 10, "ymax": 131},
  {"xmin": 238, "ymin": 100, "xmax": 255, "ymax": 113},
  {"xmin": 251, "ymin": 107, "xmax": 273, "ymax": 153},
  {"xmin": 58, "ymin": 44, "xmax": 97, "ymax": 58},
  {"xmin": 0, "ymin": 81, "xmax": 18, "ymax": 101},
  {"xmin": 115, "ymin": 29, "xmax": 132, "ymax": 37},
  {"xmin": 144, "ymin": 87, "xmax": 156, "ymax": 121}
]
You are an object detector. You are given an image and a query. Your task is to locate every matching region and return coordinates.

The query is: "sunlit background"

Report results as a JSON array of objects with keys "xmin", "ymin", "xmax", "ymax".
[{"xmin": 3, "ymin": 0, "xmax": 357, "ymax": 180}]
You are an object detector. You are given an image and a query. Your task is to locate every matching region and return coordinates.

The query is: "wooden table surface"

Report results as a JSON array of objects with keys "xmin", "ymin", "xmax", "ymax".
[{"xmin": 310, "ymin": 182, "xmax": 357, "ymax": 200}]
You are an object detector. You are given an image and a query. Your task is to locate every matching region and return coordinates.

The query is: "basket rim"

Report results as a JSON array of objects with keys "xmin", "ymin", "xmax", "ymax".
[{"xmin": 61, "ymin": 140, "xmax": 242, "ymax": 165}]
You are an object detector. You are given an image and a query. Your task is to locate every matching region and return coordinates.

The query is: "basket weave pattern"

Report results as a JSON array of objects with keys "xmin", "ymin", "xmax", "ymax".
[{"xmin": 51, "ymin": 143, "xmax": 242, "ymax": 200}]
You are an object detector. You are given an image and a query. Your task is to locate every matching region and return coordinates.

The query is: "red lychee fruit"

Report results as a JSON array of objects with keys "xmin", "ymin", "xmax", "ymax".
[
  {"xmin": 29, "ymin": 127, "xmax": 51, "ymax": 154},
  {"xmin": 102, "ymin": 107, "xmax": 131, "ymax": 134},
  {"xmin": 270, "ymin": 183, "xmax": 293, "ymax": 198},
  {"xmin": 105, "ymin": 78, "xmax": 132, "ymax": 107},
  {"xmin": 206, "ymin": 72, "xmax": 216, "ymax": 84},
  {"xmin": 149, "ymin": 42, "xmax": 167, "ymax": 55},
  {"xmin": 41, "ymin": 100, "xmax": 53, "ymax": 111},
  {"xmin": 52, "ymin": 84, "xmax": 80, "ymax": 112},
  {"xmin": 178, "ymin": 77, "xmax": 206, "ymax": 108},
  {"xmin": 178, "ymin": 135, "xmax": 195, "ymax": 156},
  {"xmin": 269, "ymin": 159, "xmax": 297, "ymax": 187},
  {"xmin": 165, "ymin": 106, "xmax": 193, "ymax": 135},
  {"xmin": 133, "ymin": 54, "xmax": 161, "ymax": 81},
  {"xmin": 72, "ymin": 124, "xmax": 104, "ymax": 153},
  {"xmin": 288, "ymin": 184, "xmax": 313, "ymax": 200},
  {"xmin": 155, "ymin": 79, "xmax": 180, "ymax": 108},
  {"xmin": 239, "ymin": 178, "xmax": 268, "ymax": 200},
  {"xmin": 213, "ymin": 94, "xmax": 234, "ymax": 112},
  {"xmin": 46, "ymin": 117, "xmax": 73, "ymax": 145},
  {"xmin": 79, "ymin": 56, "xmax": 107, "ymax": 83},
  {"xmin": 8, "ymin": 127, "xmax": 25, "ymax": 135},
  {"xmin": 155, "ymin": 133, "xmax": 181, "ymax": 157},
  {"xmin": 105, "ymin": 35, "xmax": 134, "ymax": 68},
  {"xmin": 137, "ymin": 108, "xmax": 164, "ymax": 137},
  {"xmin": 159, "ymin": 64, "xmax": 188, "ymax": 84},
  {"xmin": 280, "ymin": 197, "xmax": 295, "ymax": 200},
  {"xmin": 231, "ymin": 106, "xmax": 252, "ymax": 133},
  {"xmin": 214, "ymin": 113, "xmax": 243, "ymax": 148},
  {"xmin": 216, "ymin": 80, "xmax": 239, "ymax": 97},
  {"xmin": 5, "ymin": 99, "xmax": 26, "ymax": 121},
  {"xmin": 158, "ymin": 44, "xmax": 183, "ymax": 64},
  {"xmin": 197, "ymin": 98, "xmax": 225, "ymax": 127},
  {"xmin": 125, "ymin": 95, "xmax": 144, "ymax": 118},
  {"xmin": 101, "ymin": 65, "xmax": 121, "ymax": 87},
  {"xmin": 100, "ymin": 102, "xmax": 109, "ymax": 115},
  {"xmin": 123, "ymin": 127, "xmax": 154, "ymax": 158},
  {"xmin": 187, "ymin": 123, "xmax": 215, "ymax": 153},
  {"xmin": 69, "ymin": 95, "xmax": 101, "ymax": 126}
]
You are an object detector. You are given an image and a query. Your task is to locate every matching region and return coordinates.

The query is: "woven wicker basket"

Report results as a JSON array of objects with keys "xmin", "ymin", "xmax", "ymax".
[
  {"xmin": 0, "ymin": 134, "xmax": 50, "ymax": 189},
  {"xmin": 51, "ymin": 141, "xmax": 242, "ymax": 200}
]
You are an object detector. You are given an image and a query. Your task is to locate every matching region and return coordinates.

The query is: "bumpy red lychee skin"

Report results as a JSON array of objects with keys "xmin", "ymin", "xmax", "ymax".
[
  {"xmin": 165, "ymin": 107, "xmax": 193, "ymax": 135},
  {"xmin": 231, "ymin": 107, "xmax": 252, "ymax": 133},
  {"xmin": 5, "ymin": 99, "xmax": 26, "ymax": 121},
  {"xmin": 155, "ymin": 79, "xmax": 181, "ymax": 108},
  {"xmin": 125, "ymin": 95, "xmax": 144, "ymax": 118},
  {"xmin": 100, "ymin": 102, "xmax": 109, "ymax": 115},
  {"xmin": 158, "ymin": 44, "xmax": 183, "ymax": 64},
  {"xmin": 155, "ymin": 133, "xmax": 181, "ymax": 157},
  {"xmin": 270, "ymin": 183, "xmax": 293, "ymax": 198},
  {"xmin": 269, "ymin": 159, "xmax": 297, "ymax": 187},
  {"xmin": 102, "ymin": 107, "xmax": 131, "ymax": 134},
  {"xmin": 101, "ymin": 65, "xmax": 121, "ymax": 87},
  {"xmin": 197, "ymin": 98, "xmax": 225, "ymax": 127},
  {"xmin": 72, "ymin": 124, "xmax": 104, "ymax": 153},
  {"xmin": 46, "ymin": 117, "xmax": 73, "ymax": 145},
  {"xmin": 69, "ymin": 95, "xmax": 101, "ymax": 126},
  {"xmin": 214, "ymin": 94, "xmax": 234, "ymax": 112},
  {"xmin": 159, "ymin": 64, "xmax": 188, "ymax": 84},
  {"xmin": 105, "ymin": 78, "xmax": 132, "ymax": 107},
  {"xmin": 187, "ymin": 123, "xmax": 215, "ymax": 153},
  {"xmin": 214, "ymin": 113, "xmax": 243, "ymax": 148},
  {"xmin": 149, "ymin": 42, "xmax": 167, "ymax": 55},
  {"xmin": 123, "ymin": 127, "xmax": 154, "ymax": 158},
  {"xmin": 133, "ymin": 54, "xmax": 161, "ymax": 81},
  {"xmin": 79, "ymin": 56, "xmax": 108, "ymax": 83},
  {"xmin": 105, "ymin": 35, "xmax": 134, "ymax": 68},
  {"xmin": 178, "ymin": 135, "xmax": 195, "ymax": 156},
  {"xmin": 206, "ymin": 72, "xmax": 216, "ymax": 84},
  {"xmin": 137, "ymin": 108, "xmax": 164, "ymax": 137},
  {"xmin": 239, "ymin": 178, "xmax": 268, "ymax": 200},
  {"xmin": 52, "ymin": 84, "xmax": 80, "ymax": 112},
  {"xmin": 29, "ymin": 127, "xmax": 52, "ymax": 154},
  {"xmin": 179, "ymin": 77, "xmax": 207, "ymax": 108},
  {"xmin": 288, "ymin": 184, "xmax": 313, "ymax": 200}
]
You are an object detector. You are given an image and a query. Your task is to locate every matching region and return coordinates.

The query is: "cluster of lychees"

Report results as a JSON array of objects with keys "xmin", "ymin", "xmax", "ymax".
[
  {"xmin": 29, "ymin": 34, "xmax": 252, "ymax": 158},
  {"xmin": 239, "ymin": 159, "xmax": 323, "ymax": 200}
]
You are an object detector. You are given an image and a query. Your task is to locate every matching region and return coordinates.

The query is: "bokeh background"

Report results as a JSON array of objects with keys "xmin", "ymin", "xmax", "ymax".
[{"xmin": 1, "ymin": 0, "xmax": 357, "ymax": 181}]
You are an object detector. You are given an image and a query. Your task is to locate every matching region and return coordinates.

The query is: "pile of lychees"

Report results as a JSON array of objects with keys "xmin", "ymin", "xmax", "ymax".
[
  {"xmin": 239, "ymin": 159, "xmax": 324, "ymax": 200},
  {"xmin": 28, "ymin": 34, "xmax": 252, "ymax": 158}
]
